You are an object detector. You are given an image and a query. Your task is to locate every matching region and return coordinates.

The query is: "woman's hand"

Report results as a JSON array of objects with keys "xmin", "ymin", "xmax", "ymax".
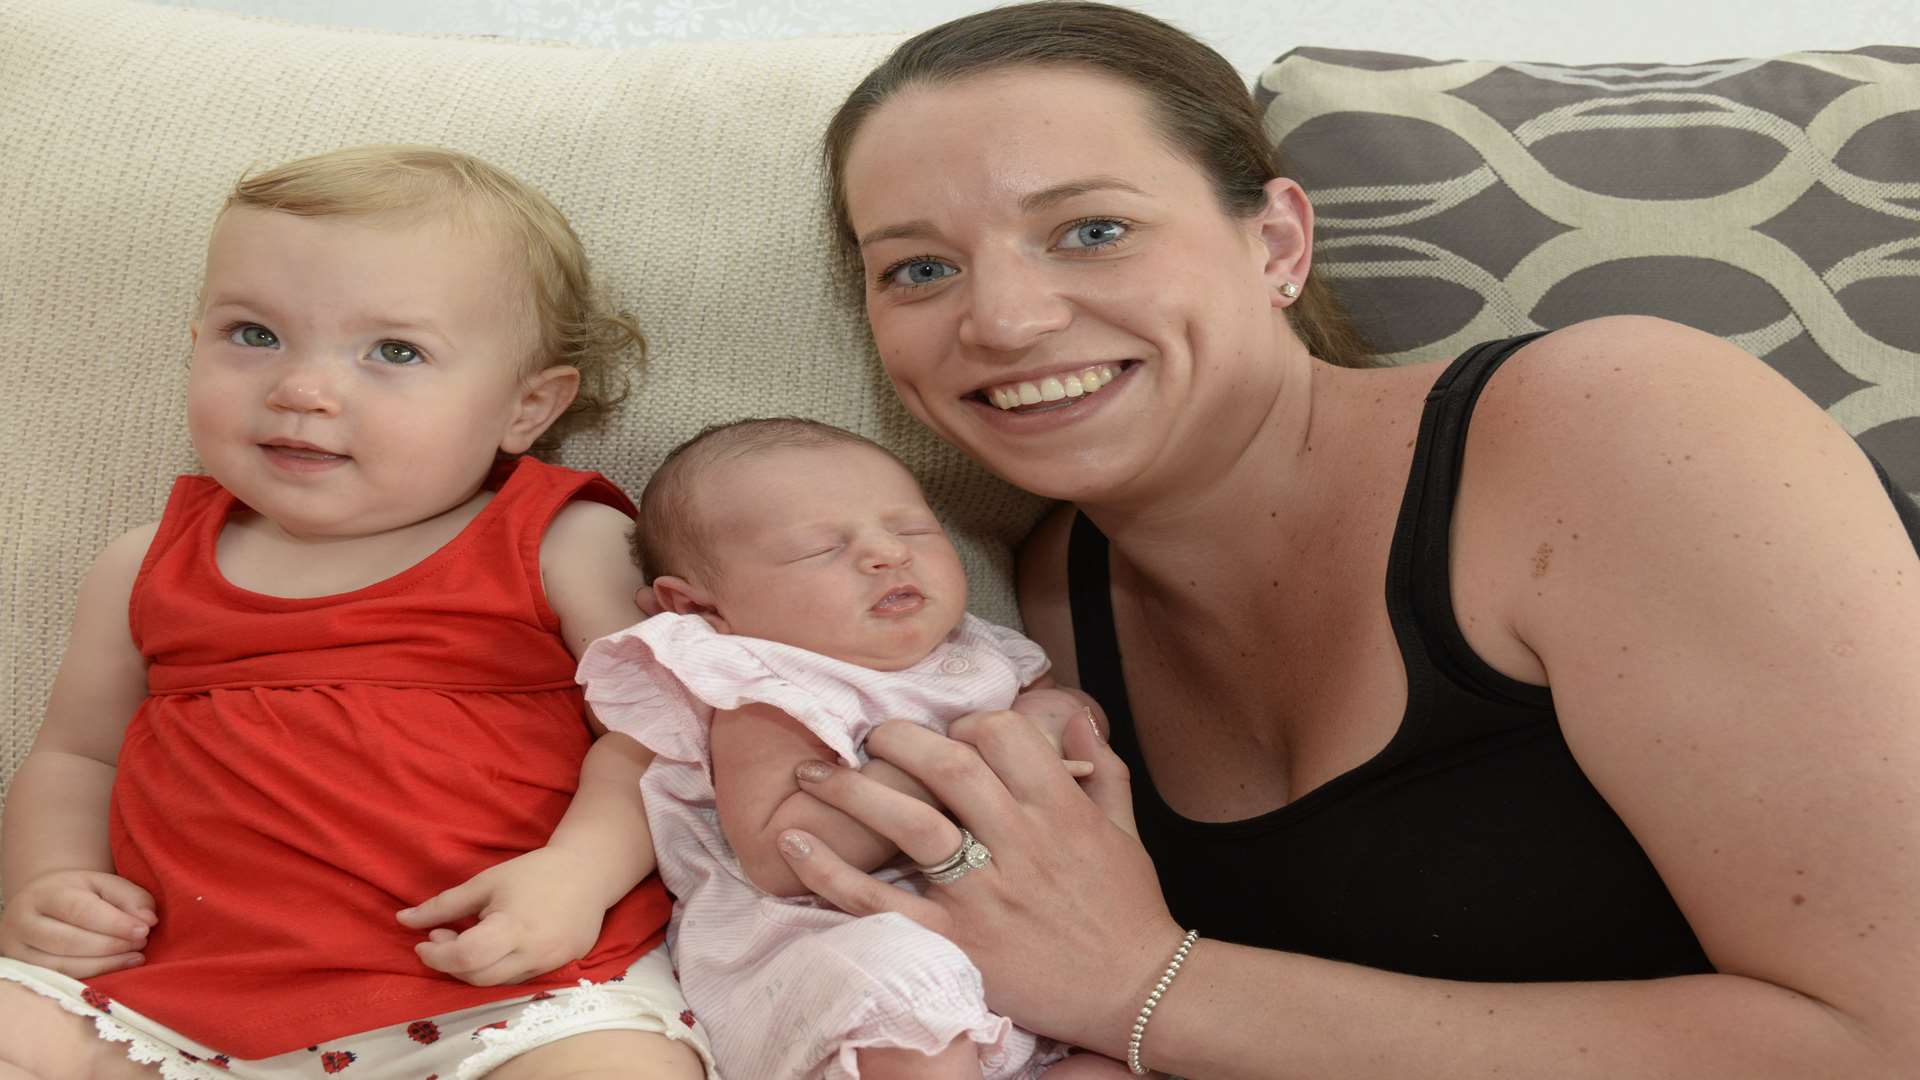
[{"xmin": 776, "ymin": 708, "xmax": 1185, "ymax": 1056}]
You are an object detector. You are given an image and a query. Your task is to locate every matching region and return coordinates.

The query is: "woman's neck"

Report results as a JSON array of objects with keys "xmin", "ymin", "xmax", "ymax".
[
  {"xmin": 1080, "ymin": 354, "xmax": 1433, "ymax": 622},
  {"xmin": 1079, "ymin": 355, "xmax": 1330, "ymax": 597}
]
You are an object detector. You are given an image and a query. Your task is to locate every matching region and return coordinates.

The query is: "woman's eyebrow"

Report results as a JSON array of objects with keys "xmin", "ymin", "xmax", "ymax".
[
  {"xmin": 858, "ymin": 219, "xmax": 936, "ymax": 249},
  {"xmin": 1019, "ymin": 176, "xmax": 1147, "ymax": 212},
  {"xmin": 857, "ymin": 176, "xmax": 1150, "ymax": 249}
]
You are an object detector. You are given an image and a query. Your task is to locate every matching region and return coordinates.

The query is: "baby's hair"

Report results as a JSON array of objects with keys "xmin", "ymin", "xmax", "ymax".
[
  {"xmin": 218, "ymin": 144, "xmax": 643, "ymax": 458},
  {"xmin": 636, "ymin": 417, "xmax": 913, "ymax": 584}
]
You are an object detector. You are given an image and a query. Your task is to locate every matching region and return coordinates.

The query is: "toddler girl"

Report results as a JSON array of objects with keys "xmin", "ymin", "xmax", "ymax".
[
  {"xmin": 0, "ymin": 146, "xmax": 713, "ymax": 1079},
  {"xmin": 579, "ymin": 418, "xmax": 1133, "ymax": 1079}
]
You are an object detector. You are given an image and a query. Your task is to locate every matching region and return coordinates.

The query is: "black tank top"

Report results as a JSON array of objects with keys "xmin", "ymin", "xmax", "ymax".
[{"xmin": 1067, "ymin": 332, "xmax": 1920, "ymax": 982}]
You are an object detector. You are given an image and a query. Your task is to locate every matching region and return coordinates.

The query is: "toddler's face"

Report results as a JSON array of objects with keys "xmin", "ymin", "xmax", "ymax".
[
  {"xmin": 187, "ymin": 207, "xmax": 555, "ymax": 541},
  {"xmin": 683, "ymin": 442, "xmax": 969, "ymax": 670}
]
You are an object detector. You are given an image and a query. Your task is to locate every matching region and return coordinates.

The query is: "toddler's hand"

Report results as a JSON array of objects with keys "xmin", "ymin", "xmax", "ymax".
[
  {"xmin": 397, "ymin": 847, "xmax": 608, "ymax": 987},
  {"xmin": 0, "ymin": 869, "xmax": 157, "ymax": 978}
]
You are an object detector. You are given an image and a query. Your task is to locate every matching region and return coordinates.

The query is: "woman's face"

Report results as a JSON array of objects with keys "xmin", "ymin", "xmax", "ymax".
[{"xmin": 844, "ymin": 66, "xmax": 1309, "ymax": 505}]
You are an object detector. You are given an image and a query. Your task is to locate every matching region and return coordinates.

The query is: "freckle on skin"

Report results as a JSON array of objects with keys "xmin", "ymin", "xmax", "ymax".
[
  {"xmin": 1531, "ymin": 542, "xmax": 1553, "ymax": 577},
  {"xmin": 1792, "ymin": 894, "xmax": 1807, "ymax": 906}
]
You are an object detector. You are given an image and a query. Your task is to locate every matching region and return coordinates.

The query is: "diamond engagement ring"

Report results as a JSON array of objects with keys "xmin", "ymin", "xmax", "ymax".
[{"xmin": 918, "ymin": 828, "xmax": 992, "ymax": 885}]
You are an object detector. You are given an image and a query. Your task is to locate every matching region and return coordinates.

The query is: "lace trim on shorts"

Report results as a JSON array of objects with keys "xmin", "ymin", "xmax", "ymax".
[{"xmin": 0, "ymin": 965, "xmax": 227, "ymax": 1080}]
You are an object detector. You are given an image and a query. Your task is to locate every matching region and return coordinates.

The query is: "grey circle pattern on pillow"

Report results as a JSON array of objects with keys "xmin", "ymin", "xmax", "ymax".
[{"xmin": 1257, "ymin": 47, "xmax": 1920, "ymax": 495}]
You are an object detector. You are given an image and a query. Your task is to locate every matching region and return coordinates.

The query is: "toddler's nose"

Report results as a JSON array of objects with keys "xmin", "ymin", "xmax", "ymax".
[{"xmin": 266, "ymin": 361, "xmax": 340, "ymax": 413}]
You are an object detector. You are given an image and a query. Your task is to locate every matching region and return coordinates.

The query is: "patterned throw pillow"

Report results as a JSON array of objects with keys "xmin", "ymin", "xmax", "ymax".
[{"xmin": 1257, "ymin": 47, "xmax": 1920, "ymax": 494}]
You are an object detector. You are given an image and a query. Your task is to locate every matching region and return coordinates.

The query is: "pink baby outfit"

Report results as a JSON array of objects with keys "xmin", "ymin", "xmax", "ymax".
[{"xmin": 578, "ymin": 611, "xmax": 1066, "ymax": 1080}]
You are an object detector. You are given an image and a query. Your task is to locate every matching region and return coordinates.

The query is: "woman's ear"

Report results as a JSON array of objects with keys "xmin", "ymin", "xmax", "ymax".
[
  {"xmin": 651, "ymin": 575, "xmax": 730, "ymax": 634},
  {"xmin": 1253, "ymin": 177, "xmax": 1315, "ymax": 310},
  {"xmin": 499, "ymin": 365, "xmax": 581, "ymax": 455}
]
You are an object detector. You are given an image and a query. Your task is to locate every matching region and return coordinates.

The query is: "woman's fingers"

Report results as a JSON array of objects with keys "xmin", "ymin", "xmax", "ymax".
[
  {"xmin": 861, "ymin": 718, "xmax": 1024, "ymax": 826},
  {"xmin": 946, "ymin": 708, "xmax": 1086, "ymax": 804},
  {"xmin": 1058, "ymin": 705, "xmax": 1139, "ymax": 839},
  {"xmin": 776, "ymin": 830, "xmax": 948, "ymax": 925},
  {"xmin": 792, "ymin": 758, "xmax": 968, "ymax": 868}
]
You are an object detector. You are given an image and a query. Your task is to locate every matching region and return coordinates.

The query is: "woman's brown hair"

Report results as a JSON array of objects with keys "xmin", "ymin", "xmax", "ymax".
[{"xmin": 822, "ymin": 1, "xmax": 1369, "ymax": 368}]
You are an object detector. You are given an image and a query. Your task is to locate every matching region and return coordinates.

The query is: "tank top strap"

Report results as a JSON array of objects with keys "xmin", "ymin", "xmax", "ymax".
[
  {"xmin": 1389, "ymin": 331, "xmax": 1555, "ymax": 709},
  {"xmin": 129, "ymin": 475, "xmax": 239, "ymax": 648},
  {"xmin": 1067, "ymin": 509, "xmax": 1153, "ymax": 778},
  {"xmin": 482, "ymin": 457, "xmax": 637, "ymax": 621}
]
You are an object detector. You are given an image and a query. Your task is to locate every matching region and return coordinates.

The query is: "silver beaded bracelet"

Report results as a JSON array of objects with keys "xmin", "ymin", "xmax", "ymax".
[{"xmin": 1127, "ymin": 928, "xmax": 1198, "ymax": 1075}]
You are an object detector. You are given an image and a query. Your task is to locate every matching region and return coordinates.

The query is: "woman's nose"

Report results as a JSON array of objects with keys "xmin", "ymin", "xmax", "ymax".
[{"xmin": 956, "ymin": 254, "xmax": 1072, "ymax": 353}]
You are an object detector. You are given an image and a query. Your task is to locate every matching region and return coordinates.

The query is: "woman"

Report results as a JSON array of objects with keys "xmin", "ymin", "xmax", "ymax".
[{"xmin": 768, "ymin": 3, "xmax": 1920, "ymax": 1077}]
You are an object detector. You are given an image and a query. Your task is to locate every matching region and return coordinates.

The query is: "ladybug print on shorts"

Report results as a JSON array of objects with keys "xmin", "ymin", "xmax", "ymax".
[
  {"xmin": 81, "ymin": 987, "xmax": 112, "ymax": 1013},
  {"xmin": 320, "ymin": 1049, "xmax": 357, "ymax": 1072},
  {"xmin": 680, "ymin": 1009, "xmax": 696, "ymax": 1028},
  {"xmin": 407, "ymin": 1020, "xmax": 441, "ymax": 1044}
]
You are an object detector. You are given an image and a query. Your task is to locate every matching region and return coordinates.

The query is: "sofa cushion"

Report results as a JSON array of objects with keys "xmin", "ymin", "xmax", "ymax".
[
  {"xmin": 1258, "ymin": 47, "xmax": 1920, "ymax": 495},
  {"xmin": 0, "ymin": 0, "xmax": 1051, "ymax": 810}
]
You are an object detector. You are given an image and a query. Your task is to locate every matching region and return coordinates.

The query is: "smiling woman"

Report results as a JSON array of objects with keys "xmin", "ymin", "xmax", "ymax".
[{"xmin": 769, "ymin": 4, "xmax": 1920, "ymax": 1078}]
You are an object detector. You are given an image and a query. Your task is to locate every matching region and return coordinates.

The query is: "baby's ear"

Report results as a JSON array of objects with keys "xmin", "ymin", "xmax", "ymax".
[{"xmin": 651, "ymin": 576, "xmax": 729, "ymax": 633}]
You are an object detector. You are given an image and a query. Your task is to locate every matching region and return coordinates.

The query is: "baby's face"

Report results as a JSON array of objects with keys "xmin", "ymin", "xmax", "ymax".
[
  {"xmin": 187, "ymin": 207, "xmax": 548, "ymax": 541},
  {"xmin": 690, "ymin": 442, "xmax": 969, "ymax": 670}
]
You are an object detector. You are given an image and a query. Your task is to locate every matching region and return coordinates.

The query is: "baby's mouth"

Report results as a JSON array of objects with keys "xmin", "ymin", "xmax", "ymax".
[
  {"xmin": 978, "ymin": 362, "xmax": 1123, "ymax": 412},
  {"xmin": 871, "ymin": 586, "xmax": 925, "ymax": 614}
]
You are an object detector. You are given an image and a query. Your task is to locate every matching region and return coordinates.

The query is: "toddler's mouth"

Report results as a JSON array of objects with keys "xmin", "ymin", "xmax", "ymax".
[{"xmin": 261, "ymin": 440, "xmax": 349, "ymax": 463}]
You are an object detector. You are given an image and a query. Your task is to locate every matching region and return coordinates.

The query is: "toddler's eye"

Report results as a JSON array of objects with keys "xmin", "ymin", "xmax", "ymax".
[
  {"xmin": 373, "ymin": 341, "xmax": 423, "ymax": 366},
  {"xmin": 1058, "ymin": 219, "xmax": 1127, "ymax": 250},
  {"xmin": 882, "ymin": 258, "xmax": 958, "ymax": 289},
  {"xmin": 229, "ymin": 324, "xmax": 279, "ymax": 348}
]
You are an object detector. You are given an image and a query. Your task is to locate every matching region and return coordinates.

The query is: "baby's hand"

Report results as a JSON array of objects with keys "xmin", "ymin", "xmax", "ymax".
[
  {"xmin": 397, "ymin": 847, "xmax": 607, "ymax": 987},
  {"xmin": 0, "ymin": 869, "xmax": 157, "ymax": 978},
  {"xmin": 1010, "ymin": 686, "xmax": 1108, "ymax": 777}
]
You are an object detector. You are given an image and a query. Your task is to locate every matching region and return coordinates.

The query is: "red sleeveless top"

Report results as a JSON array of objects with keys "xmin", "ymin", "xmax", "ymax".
[{"xmin": 88, "ymin": 457, "xmax": 672, "ymax": 1057}]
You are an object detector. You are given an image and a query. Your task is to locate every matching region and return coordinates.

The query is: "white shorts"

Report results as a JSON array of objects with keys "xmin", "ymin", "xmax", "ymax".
[{"xmin": 0, "ymin": 944, "xmax": 717, "ymax": 1079}]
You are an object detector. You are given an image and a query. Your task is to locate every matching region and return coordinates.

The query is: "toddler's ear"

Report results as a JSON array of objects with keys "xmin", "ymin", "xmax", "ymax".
[
  {"xmin": 499, "ymin": 365, "xmax": 581, "ymax": 455},
  {"xmin": 652, "ymin": 576, "xmax": 730, "ymax": 633}
]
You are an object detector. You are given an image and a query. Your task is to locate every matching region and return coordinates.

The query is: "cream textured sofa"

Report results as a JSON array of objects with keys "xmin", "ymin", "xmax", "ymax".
[{"xmin": 2, "ymin": 0, "xmax": 1917, "ymax": 875}]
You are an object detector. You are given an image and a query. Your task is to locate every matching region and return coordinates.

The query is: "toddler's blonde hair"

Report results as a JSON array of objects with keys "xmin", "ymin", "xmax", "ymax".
[{"xmin": 219, "ymin": 144, "xmax": 642, "ymax": 458}]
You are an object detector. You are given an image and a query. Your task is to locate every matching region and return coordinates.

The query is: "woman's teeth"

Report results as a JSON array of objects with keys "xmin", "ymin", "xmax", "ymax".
[{"xmin": 985, "ymin": 364, "xmax": 1117, "ymax": 411}]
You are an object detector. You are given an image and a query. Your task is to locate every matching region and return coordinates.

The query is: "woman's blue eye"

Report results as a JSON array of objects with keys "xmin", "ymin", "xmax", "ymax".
[
  {"xmin": 1059, "ymin": 219, "xmax": 1127, "ymax": 250},
  {"xmin": 229, "ymin": 324, "xmax": 279, "ymax": 348},
  {"xmin": 884, "ymin": 259, "xmax": 958, "ymax": 289},
  {"xmin": 373, "ymin": 341, "xmax": 422, "ymax": 366}
]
